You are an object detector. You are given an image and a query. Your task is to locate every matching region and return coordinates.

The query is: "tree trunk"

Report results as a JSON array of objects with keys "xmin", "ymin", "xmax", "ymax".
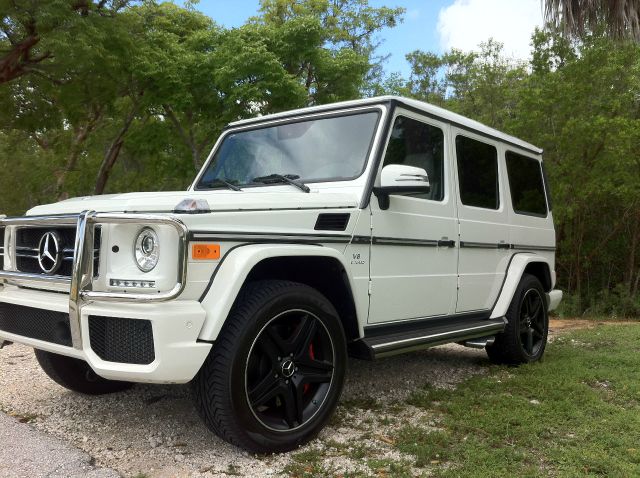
[
  {"xmin": 55, "ymin": 109, "xmax": 102, "ymax": 199},
  {"xmin": 627, "ymin": 209, "xmax": 639, "ymax": 293},
  {"xmin": 94, "ymin": 107, "xmax": 138, "ymax": 195},
  {"xmin": 163, "ymin": 104, "xmax": 205, "ymax": 169},
  {"xmin": 0, "ymin": 34, "xmax": 50, "ymax": 84}
]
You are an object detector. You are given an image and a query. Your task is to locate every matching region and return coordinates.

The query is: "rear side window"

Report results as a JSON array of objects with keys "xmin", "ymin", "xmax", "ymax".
[
  {"xmin": 382, "ymin": 115, "xmax": 445, "ymax": 201},
  {"xmin": 455, "ymin": 136, "xmax": 499, "ymax": 209},
  {"xmin": 505, "ymin": 151, "xmax": 548, "ymax": 216}
]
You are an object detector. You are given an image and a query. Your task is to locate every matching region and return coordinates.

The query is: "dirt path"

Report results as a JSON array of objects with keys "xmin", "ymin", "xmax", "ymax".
[{"xmin": 549, "ymin": 318, "xmax": 632, "ymax": 332}]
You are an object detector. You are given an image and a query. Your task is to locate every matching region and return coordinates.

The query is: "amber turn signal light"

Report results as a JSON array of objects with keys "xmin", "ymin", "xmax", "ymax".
[{"xmin": 192, "ymin": 243, "xmax": 220, "ymax": 260}]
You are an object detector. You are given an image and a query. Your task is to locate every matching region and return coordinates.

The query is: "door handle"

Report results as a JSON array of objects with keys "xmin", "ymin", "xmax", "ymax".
[
  {"xmin": 438, "ymin": 239, "xmax": 456, "ymax": 248},
  {"xmin": 497, "ymin": 242, "xmax": 511, "ymax": 250}
]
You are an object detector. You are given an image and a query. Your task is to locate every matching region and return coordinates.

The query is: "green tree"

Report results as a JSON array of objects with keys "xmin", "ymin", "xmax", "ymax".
[
  {"xmin": 513, "ymin": 30, "xmax": 640, "ymax": 314},
  {"xmin": 406, "ymin": 40, "xmax": 527, "ymax": 129},
  {"xmin": 0, "ymin": 0, "xmax": 132, "ymax": 84},
  {"xmin": 256, "ymin": 0, "xmax": 404, "ymax": 103}
]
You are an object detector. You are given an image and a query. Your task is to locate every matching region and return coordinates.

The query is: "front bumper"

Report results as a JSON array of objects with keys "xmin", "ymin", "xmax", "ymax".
[
  {"xmin": 0, "ymin": 211, "xmax": 211, "ymax": 383},
  {"xmin": 0, "ymin": 286, "xmax": 211, "ymax": 383}
]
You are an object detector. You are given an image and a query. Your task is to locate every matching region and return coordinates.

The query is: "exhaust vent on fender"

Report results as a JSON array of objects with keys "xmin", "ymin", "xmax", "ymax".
[{"xmin": 314, "ymin": 213, "xmax": 350, "ymax": 231}]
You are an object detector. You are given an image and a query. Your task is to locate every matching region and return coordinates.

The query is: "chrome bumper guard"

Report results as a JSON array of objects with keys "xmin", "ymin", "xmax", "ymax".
[{"xmin": 0, "ymin": 211, "xmax": 189, "ymax": 350}]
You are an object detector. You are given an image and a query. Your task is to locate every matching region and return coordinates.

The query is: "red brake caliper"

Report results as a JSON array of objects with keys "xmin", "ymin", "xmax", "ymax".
[{"xmin": 303, "ymin": 343, "xmax": 315, "ymax": 394}]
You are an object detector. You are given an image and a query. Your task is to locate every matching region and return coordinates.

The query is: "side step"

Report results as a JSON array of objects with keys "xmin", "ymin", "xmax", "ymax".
[
  {"xmin": 350, "ymin": 317, "xmax": 506, "ymax": 359},
  {"xmin": 461, "ymin": 336, "xmax": 496, "ymax": 349}
]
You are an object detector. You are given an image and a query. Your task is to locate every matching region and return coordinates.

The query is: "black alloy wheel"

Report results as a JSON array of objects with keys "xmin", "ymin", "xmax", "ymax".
[
  {"xmin": 246, "ymin": 309, "xmax": 335, "ymax": 432},
  {"xmin": 519, "ymin": 288, "xmax": 546, "ymax": 357},
  {"xmin": 486, "ymin": 273, "xmax": 549, "ymax": 365},
  {"xmin": 192, "ymin": 280, "xmax": 347, "ymax": 453}
]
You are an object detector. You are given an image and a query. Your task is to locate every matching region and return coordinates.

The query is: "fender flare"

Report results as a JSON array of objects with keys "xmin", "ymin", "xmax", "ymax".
[
  {"xmin": 197, "ymin": 244, "xmax": 360, "ymax": 341},
  {"xmin": 490, "ymin": 253, "xmax": 554, "ymax": 319}
]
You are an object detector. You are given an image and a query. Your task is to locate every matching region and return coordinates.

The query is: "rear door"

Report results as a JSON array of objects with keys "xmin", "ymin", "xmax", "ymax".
[
  {"xmin": 453, "ymin": 130, "xmax": 511, "ymax": 313},
  {"xmin": 368, "ymin": 111, "xmax": 458, "ymax": 324}
]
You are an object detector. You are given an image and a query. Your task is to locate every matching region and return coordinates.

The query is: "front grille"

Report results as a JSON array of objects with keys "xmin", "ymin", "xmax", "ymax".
[
  {"xmin": 0, "ymin": 302, "xmax": 72, "ymax": 346},
  {"xmin": 14, "ymin": 226, "xmax": 101, "ymax": 277},
  {"xmin": 88, "ymin": 316, "xmax": 155, "ymax": 365},
  {"xmin": 0, "ymin": 227, "xmax": 4, "ymax": 270}
]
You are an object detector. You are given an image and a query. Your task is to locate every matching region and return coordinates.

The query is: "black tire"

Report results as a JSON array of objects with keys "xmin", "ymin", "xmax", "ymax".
[
  {"xmin": 34, "ymin": 349, "xmax": 133, "ymax": 395},
  {"xmin": 486, "ymin": 274, "xmax": 549, "ymax": 365},
  {"xmin": 192, "ymin": 280, "xmax": 347, "ymax": 453}
]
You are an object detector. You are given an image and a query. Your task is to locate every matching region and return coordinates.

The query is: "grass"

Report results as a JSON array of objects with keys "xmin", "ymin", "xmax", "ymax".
[{"xmin": 396, "ymin": 323, "xmax": 640, "ymax": 477}]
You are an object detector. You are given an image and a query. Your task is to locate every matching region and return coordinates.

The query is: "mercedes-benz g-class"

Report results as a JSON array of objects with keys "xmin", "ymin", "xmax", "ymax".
[{"xmin": 0, "ymin": 96, "xmax": 562, "ymax": 452}]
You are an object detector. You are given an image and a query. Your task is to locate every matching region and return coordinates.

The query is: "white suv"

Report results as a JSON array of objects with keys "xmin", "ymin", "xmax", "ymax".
[{"xmin": 0, "ymin": 96, "xmax": 562, "ymax": 452}]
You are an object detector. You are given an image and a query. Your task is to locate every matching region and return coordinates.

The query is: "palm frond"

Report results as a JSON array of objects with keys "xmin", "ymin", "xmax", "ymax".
[{"xmin": 544, "ymin": 0, "xmax": 640, "ymax": 40}]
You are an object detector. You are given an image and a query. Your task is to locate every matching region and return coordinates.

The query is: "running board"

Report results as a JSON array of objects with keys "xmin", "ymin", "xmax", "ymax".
[{"xmin": 350, "ymin": 317, "xmax": 506, "ymax": 359}]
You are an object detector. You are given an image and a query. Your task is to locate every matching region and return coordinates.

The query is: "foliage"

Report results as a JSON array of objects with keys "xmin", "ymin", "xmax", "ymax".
[
  {"xmin": 403, "ymin": 31, "xmax": 640, "ymax": 316},
  {"xmin": 1, "ymin": 1, "xmax": 639, "ymax": 314},
  {"xmin": 0, "ymin": 0, "xmax": 401, "ymax": 211},
  {"xmin": 0, "ymin": 0, "xmax": 133, "ymax": 84},
  {"xmin": 512, "ymin": 30, "xmax": 640, "ymax": 315}
]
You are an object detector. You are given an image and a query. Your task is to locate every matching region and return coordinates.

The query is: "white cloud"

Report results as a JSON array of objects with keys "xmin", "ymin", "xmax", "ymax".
[{"xmin": 437, "ymin": 0, "xmax": 543, "ymax": 59}]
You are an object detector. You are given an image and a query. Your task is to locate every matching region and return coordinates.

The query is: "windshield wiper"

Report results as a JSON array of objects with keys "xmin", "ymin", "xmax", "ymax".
[
  {"xmin": 252, "ymin": 174, "xmax": 310, "ymax": 193},
  {"xmin": 200, "ymin": 178, "xmax": 242, "ymax": 191}
]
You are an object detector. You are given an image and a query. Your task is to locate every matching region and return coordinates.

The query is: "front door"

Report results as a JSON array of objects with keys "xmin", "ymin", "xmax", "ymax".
[{"xmin": 368, "ymin": 112, "xmax": 458, "ymax": 324}]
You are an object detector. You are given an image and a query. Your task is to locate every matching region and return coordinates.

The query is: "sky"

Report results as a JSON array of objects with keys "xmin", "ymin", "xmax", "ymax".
[{"xmin": 182, "ymin": 0, "xmax": 545, "ymax": 76}]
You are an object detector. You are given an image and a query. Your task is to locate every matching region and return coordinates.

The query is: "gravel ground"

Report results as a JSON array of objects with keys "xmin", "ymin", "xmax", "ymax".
[{"xmin": 0, "ymin": 341, "xmax": 490, "ymax": 477}]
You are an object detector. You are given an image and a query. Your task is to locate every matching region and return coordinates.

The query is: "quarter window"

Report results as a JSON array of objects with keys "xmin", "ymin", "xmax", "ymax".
[
  {"xmin": 505, "ymin": 151, "xmax": 548, "ymax": 216},
  {"xmin": 382, "ymin": 116, "xmax": 445, "ymax": 201},
  {"xmin": 455, "ymin": 136, "xmax": 499, "ymax": 209}
]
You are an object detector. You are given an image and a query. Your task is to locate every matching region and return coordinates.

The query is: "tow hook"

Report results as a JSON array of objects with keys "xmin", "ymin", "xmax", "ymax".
[{"xmin": 0, "ymin": 340, "xmax": 12, "ymax": 349}]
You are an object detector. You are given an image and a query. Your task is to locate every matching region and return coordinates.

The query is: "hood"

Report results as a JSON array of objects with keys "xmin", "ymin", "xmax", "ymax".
[{"xmin": 26, "ymin": 189, "xmax": 360, "ymax": 216}]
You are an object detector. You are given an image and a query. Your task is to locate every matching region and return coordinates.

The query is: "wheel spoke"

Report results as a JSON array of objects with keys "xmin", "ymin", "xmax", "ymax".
[
  {"xmin": 526, "ymin": 327, "xmax": 534, "ymax": 354},
  {"xmin": 264, "ymin": 327, "xmax": 289, "ymax": 357},
  {"xmin": 523, "ymin": 294, "xmax": 531, "ymax": 316},
  {"xmin": 531, "ymin": 318, "xmax": 545, "ymax": 335},
  {"xmin": 530, "ymin": 295, "xmax": 542, "ymax": 319},
  {"xmin": 258, "ymin": 331, "xmax": 284, "ymax": 363},
  {"xmin": 282, "ymin": 382, "xmax": 304, "ymax": 427},
  {"xmin": 290, "ymin": 315, "xmax": 317, "ymax": 359},
  {"xmin": 248, "ymin": 373, "xmax": 281, "ymax": 407},
  {"xmin": 297, "ymin": 358, "xmax": 333, "ymax": 384}
]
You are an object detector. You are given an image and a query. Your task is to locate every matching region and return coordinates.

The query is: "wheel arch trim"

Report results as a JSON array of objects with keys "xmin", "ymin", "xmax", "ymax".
[
  {"xmin": 197, "ymin": 244, "xmax": 362, "ymax": 342},
  {"xmin": 490, "ymin": 254, "xmax": 555, "ymax": 319}
]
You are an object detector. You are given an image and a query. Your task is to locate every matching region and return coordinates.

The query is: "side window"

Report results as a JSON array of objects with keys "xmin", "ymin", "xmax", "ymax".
[
  {"xmin": 455, "ymin": 136, "xmax": 499, "ymax": 209},
  {"xmin": 505, "ymin": 151, "xmax": 548, "ymax": 216},
  {"xmin": 382, "ymin": 115, "xmax": 445, "ymax": 201}
]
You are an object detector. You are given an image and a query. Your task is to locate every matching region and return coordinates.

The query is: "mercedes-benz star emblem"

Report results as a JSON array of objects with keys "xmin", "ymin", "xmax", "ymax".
[
  {"xmin": 38, "ymin": 231, "xmax": 62, "ymax": 275},
  {"xmin": 281, "ymin": 359, "xmax": 295, "ymax": 378}
]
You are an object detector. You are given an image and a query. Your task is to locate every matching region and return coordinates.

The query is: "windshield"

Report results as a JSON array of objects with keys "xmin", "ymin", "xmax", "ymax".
[{"xmin": 195, "ymin": 111, "xmax": 380, "ymax": 189}]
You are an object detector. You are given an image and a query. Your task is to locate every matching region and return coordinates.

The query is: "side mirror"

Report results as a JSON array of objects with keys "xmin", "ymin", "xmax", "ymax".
[{"xmin": 372, "ymin": 164, "xmax": 430, "ymax": 210}]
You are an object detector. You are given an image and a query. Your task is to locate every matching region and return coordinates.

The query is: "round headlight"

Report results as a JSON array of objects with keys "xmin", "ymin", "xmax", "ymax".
[{"xmin": 134, "ymin": 228, "xmax": 159, "ymax": 272}]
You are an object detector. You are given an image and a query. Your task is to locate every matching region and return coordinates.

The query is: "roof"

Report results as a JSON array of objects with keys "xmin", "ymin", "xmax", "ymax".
[{"xmin": 228, "ymin": 96, "xmax": 543, "ymax": 155}]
